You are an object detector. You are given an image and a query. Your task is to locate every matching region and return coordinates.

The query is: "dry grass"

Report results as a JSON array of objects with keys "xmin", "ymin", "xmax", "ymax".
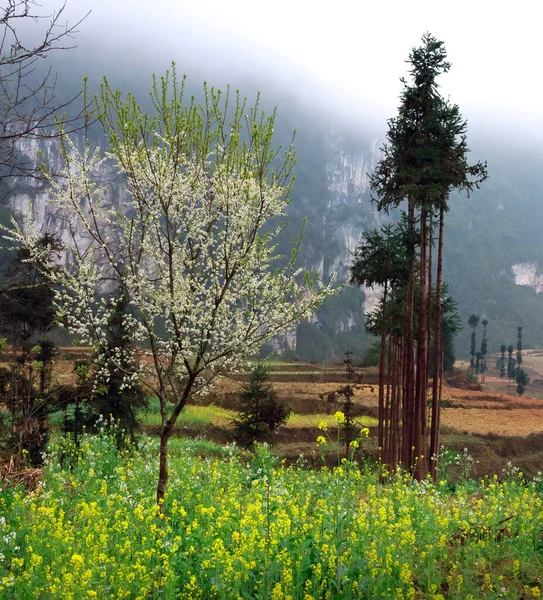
[
  {"xmin": 44, "ymin": 347, "xmax": 543, "ymax": 439},
  {"xmin": 441, "ymin": 406, "xmax": 543, "ymax": 436}
]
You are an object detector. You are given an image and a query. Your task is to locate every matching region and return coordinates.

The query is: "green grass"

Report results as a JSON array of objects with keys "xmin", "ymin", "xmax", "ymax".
[
  {"xmin": 265, "ymin": 360, "xmax": 313, "ymax": 367},
  {"xmin": 167, "ymin": 436, "xmax": 236, "ymax": 457},
  {"xmin": 139, "ymin": 399, "xmax": 378, "ymax": 430},
  {"xmin": 287, "ymin": 412, "xmax": 377, "ymax": 428},
  {"xmin": 139, "ymin": 398, "xmax": 234, "ymax": 428}
]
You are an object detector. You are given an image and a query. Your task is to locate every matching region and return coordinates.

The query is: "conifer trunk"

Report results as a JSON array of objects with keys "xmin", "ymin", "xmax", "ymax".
[
  {"xmin": 378, "ymin": 283, "xmax": 388, "ymax": 457},
  {"xmin": 402, "ymin": 198, "xmax": 416, "ymax": 471},
  {"xmin": 414, "ymin": 208, "xmax": 428, "ymax": 480},
  {"xmin": 429, "ymin": 208, "xmax": 444, "ymax": 480}
]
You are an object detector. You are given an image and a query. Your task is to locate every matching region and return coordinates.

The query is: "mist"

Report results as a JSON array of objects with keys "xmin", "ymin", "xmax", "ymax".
[{"xmin": 44, "ymin": 0, "xmax": 540, "ymax": 151}]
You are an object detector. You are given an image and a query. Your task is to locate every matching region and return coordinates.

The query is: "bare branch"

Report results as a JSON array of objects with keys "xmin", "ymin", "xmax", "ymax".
[{"xmin": 0, "ymin": 1, "xmax": 90, "ymax": 185}]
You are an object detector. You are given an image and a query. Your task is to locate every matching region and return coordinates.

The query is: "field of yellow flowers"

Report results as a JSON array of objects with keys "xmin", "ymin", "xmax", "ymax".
[{"xmin": 1, "ymin": 429, "xmax": 543, "ymax": 599}]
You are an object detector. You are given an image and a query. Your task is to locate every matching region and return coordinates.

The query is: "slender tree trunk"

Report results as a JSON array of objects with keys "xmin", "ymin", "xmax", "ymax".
[
  {"xmin": 414, "ymin": 208, "xmax": 427, "ymax": 480},
  {"xmin": 402, "ymin": 198, "xmax": 416, "ymax": 471},
  {"xmin": 390, "ymin": 336, "xmax": 400, "ymax": 468},
  {"xmin": 384, "ymin": 331, "xmax": 392, "ymax": 465},
  {"xmin": 429, "ymin": 208, "xmax": 444, "ymax": 480},
  {"xmin": 378, "ymin": 284, "xmax": 388, "ymax": 457},
  {"xmin": 426, "ymin": 212, "xmax": 433, "ymax": 437}
]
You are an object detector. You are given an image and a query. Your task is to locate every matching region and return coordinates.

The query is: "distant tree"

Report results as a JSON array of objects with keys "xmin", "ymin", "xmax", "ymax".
[
  {"xmin": 232, "ymin": 362, "xmax": 290, "ymax": 445},
  {"xmin": 516, "ymin": 326, "xmax": 523, "ymax": 368},
  {"xmin": 0, "ymin": 232, "xmax": 62, "ymax": 354},
  {"xmin": 507, "ymin": 344, "xmax": 516, "ymax": 384},
  {"xmin": 475, "ymin": 351, "xmax": 481, "ymax": 379},
  {"xmin": 499, "ymin": 344, "xmax": 507, "ymax": 379},
  {"xmin": 480, "ymin": 319, "xmax": 488, "ymax": 382},
  {"xmin": 516, "ymin": 368, "xmax": 529, "ymax": 396},
  {"xmin": 442, "ymin": 322, "xmax": 457, "ymax": 372},
  {"xmin": 468, "ymin": 314, "xmax": 479, "ymax": 375}
]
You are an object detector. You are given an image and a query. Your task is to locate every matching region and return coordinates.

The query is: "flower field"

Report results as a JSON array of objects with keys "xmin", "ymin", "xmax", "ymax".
[{"xmin": 1, "ymin": 432, "xmax": 543, "ymax": 599}]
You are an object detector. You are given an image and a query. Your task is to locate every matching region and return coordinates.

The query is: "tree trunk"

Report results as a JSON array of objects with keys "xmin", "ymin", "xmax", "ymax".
[
  {"xmin": 157, "ymin": 427, "xmax": 170, "ymax": 505},
  {"xmin": 414, "ymin": 207, "xmax": 427, "ymax": 480},
  {"xmin": 389, "ymin": 336, "xmax": 400, "ymax": 468},
  {"xmin": 402, "ymin": 198, "xmax": 416, "ymax": 471},
  {"xmin": 429, "ymin": 208, "xmax": 444, "ymax": 480},
  {"xmin": 378, "ymin": 284, "xmax": 388, "ymax": 458},
  {"xmin": 426, "ymin": 212, "xmax": 433, "ymax": 443},
  {"xmin": 155, "ymin": 376, "xmax": 195, "ymax": 505},
  {"xmin": 384, "ymin": 330, "xmax": 392, "ymax": 465}
]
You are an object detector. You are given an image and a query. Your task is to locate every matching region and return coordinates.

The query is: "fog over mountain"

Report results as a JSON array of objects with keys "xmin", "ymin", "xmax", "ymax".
[
  {"xmin": 6, "ymin": 0, "xmax": 543, "ymax": 360},
  {"xmin": 52, "ymin": 0, "xmax": 542, "ymax": 139}
]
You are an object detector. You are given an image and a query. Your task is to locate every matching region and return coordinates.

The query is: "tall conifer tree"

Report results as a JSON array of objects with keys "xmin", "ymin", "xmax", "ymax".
[{"xmin": 369, "ymin": 33, "xmax": 487, "ymax": 479}]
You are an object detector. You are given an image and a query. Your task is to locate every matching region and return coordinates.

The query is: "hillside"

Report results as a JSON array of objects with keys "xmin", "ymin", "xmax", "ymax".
[{"xmin": 2, "ymin": 56, "xmax": 543, "ymax": 362}]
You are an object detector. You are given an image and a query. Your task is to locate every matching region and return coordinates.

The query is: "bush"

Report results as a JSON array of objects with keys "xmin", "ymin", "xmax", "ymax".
[
  {"xmin": 361, "ymin": 340, "xmax": 381, "ymax": 367},
  {"xmin": 232, "ymin": 362, "xmax": 290, "ymax": 445}
]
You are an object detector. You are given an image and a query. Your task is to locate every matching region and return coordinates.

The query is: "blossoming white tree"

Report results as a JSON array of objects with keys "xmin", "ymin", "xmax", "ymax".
[{"xmin": 8, "ymin": 68, "xmax": 335, "ymax": 502}]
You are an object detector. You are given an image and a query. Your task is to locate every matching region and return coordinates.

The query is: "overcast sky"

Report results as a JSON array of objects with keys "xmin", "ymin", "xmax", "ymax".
[{"xmin": 55, "ymin": 0, "xmax": 542, "ymax": 144}]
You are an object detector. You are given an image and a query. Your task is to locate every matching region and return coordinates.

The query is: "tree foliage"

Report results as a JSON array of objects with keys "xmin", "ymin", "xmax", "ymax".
[
  {"xmin": 0, "ymin": 232, "xmax": 63, "ymax": 463},
  {"xmin": 6, "ymin": 68, "xmax": 334, "ymax": 502},
  {"xmin": 356, "ymin": 33, "xmax": 487, "ymax": 480},
  {"xmin": 232, "ymin": 362, "xmax": 290, "ymax": 445}
]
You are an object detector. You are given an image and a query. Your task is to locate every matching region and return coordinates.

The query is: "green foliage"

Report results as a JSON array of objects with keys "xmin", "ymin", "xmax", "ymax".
[
  {"xmin": 232, "ymin": 362, "xmax": 290, "ymax": 445},
  {"xmin": 295, "ymin": 286, "xmax": 368, "ymax": 362},
  {"xmin": 442, "ymin": 326, "xmax": 457, "ymax": 372},
  {"xmin": 499, "ymin": 344, "xmax": 507, "ymax": 378},
  {"xmin": 351, "ymin": 223, "xmax": 411, "ymax": 292},
  {"xmin": 3, "ymin": 431, "xmax": 543, "ymax": 598},
  {"xmin": 0, "ymin": 234, "xmax": 63, "ymax": 464},
  {"xmin": 361, "ymin": 340, "xmax": 381, "ymax": 367},
  {"xmin": 507, "ymin": 345, "xmax": 516, "ymax": 382},
  {"xmin": 516, "ymin": 368, "xmax": 529, "ymax": 396},
  {"xmin": 517, "ymin": 326, "xmax": 523, "ymax": 368},
  {"xmin": 370, "ymin": 34, "xmax": 487, "ymax": 215}
]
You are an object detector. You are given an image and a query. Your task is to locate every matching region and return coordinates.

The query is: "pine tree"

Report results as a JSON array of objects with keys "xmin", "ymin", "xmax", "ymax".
[
  {"xmin": 232, "ymin": 362, "xmax": 290, "ymax": 445},
  {"xmin": 89, "ymin": 289, "xmax": 147, "ymax": 447}
]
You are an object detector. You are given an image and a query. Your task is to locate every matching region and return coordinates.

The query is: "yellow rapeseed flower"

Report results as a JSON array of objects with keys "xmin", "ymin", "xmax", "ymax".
[{"xmin": 335, "ymin": 411, "xmax": 345, "ymax": 424}]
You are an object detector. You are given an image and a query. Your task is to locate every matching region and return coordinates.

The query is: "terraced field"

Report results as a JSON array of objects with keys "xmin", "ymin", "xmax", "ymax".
[{"xmin": 26, "ymin": 350, "xmax": 543, "ymax": 476}]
